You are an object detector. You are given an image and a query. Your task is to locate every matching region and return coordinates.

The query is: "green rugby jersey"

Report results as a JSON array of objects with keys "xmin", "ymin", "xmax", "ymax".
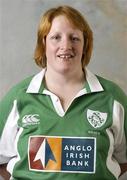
[{"xmin": 0, "ymin": 69, "xmax": 127, "ymax": 180}]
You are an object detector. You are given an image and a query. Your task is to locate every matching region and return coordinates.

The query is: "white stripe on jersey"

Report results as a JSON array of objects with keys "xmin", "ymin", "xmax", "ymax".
[
  {"xmin": 112, "ymin": 100, "xmax": 127, "ymax": 163},
  {"xmin": 7, "ymin": 127, "xmax": 23, "ymax": 175},
  {"xmin": 0, "ymin": 100, "xmax": 19, "ymax": 164},
  {"xmin": 106, "ymin": 129, "xmax": 121, "ymax": 178},
  {"xmin": 106, "ymin": 100, "xmax": 126, "ymax": 178}
]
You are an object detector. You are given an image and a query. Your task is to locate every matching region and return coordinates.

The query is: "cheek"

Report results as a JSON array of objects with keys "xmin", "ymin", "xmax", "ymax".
[
  {"xmin": 77, "ymin": 45, "xmax": 84, "ymax": 55},
  {"xmin": 46, "ymin": 41, "xmax": 57, "ymax": 52},
  {"xmin": 46, "ymin": 43, "xmax": 55, "ymax": 57}
]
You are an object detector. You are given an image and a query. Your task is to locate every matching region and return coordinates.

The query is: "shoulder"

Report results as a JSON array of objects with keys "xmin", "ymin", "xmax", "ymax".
[
  {"xmin": 0, "ymin": 75, "xmax": 34, "ymax": 103},
  {"xmin": 12, "ymin": 76, "xmax": 34, "ymax": 94},
  {"xmin": 0, "ymin": 75, "xmax": 34, "ymax": 134},
  {"xmin": 97, "ymin": 75, "xmax": 127, "ymax": 105}
]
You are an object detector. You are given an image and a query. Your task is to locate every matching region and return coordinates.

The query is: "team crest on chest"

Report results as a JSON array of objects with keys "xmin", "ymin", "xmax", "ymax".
[{"xmin": 87, "ymin": 109, "xmax": 107, "ymax": 128}]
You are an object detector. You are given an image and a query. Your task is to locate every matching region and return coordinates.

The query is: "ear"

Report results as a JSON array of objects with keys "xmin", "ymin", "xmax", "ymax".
[
  {"xmin": 83, "ymin": 38, "xmax": 88, "ymax": 53},
  {"xmin": 43, "ymin": 38, "xmax": 45, "ymax": 45},
  {"xmin": 43, "ymin": 36, "xmax": 46, "ymax": 45}
]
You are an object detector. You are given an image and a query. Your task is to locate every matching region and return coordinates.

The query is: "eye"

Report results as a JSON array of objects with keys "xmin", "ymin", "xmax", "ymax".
[
  {"xmin": 51, "ymin": 35, "xmax": 61, "ymax": 40},
  {"xmin": 71, "ymin": 36, "xmax": 80, "ymax": 42}
]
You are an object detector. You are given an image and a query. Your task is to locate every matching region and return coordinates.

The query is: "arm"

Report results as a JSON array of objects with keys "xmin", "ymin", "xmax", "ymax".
[
  {"xmin": 120, "ymin": 163, "xmax": 127, "ymax": 176},
  {"xmin": 0, "ymin": 164, "xmax": 11, "ymax": 180},
  {"xmin": 0, "ymin": 88, "xmax": 19, "ymax": 178}
]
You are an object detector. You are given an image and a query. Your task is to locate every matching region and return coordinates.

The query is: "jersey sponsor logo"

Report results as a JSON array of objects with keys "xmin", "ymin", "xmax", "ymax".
[
  {"xmin": 28, "ymin": 136, "xmax": 96, "ymax": 173},
  {"xmin": 22, "ymin": 114, "xmax": 40, "ymax": 127},
  {"xmin": 87, "ymin": 109, "xmax": 107, "ymax": 128}
]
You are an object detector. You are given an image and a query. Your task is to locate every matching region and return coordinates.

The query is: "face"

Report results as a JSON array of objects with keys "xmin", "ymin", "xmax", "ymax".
[{"xmin": 45, "ymin": 15, "xmax": 84, "ymax": 75}]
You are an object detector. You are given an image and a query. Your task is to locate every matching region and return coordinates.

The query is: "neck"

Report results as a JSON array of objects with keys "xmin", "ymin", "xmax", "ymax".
[
  {"xmin": 44, "ymin": 68, "xmax": 86, "ymax": 111},
  {"xmin": 45, "ymin": 68, "xmax": 85, "ymax": 89}
]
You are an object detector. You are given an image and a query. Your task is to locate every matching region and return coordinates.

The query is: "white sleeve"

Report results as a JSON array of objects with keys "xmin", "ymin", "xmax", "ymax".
[
  {"xmin": 112, "ymin": 100, "xmax": 127, "ymax": 163},
  {"xmin": 0, "ymin": 100, "xmax": 19, "ymax": 164}
]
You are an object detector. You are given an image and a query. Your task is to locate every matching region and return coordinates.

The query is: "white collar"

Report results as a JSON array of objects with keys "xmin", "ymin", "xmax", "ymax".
[
  {"xmin": 86, "ymin": 69, "xmax": 104, "ymax": 92},
  {"xmin": 26, "ymin": 68, "xmax": 104, "ymax": 94}
]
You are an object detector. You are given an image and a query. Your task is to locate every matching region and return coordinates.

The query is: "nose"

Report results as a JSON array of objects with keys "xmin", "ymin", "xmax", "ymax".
[{"xmin": 60, "ymin": 37, "xmax": 72, "ymax": 50}]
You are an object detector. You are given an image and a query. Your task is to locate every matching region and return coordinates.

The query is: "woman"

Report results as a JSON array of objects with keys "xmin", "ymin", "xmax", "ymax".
[{"xmin": 0, "ymin": 5, "xmax": 127, "ymax": 180}]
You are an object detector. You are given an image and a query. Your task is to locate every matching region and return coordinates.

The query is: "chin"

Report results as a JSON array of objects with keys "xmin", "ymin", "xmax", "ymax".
[{"xmin": 56, "ymin": 66, "xmax": 72, "ymax": 74}]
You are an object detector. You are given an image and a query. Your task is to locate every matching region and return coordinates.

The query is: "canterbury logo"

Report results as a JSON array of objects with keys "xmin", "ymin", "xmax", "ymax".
[{"xmin": 22, "ymin": 114, "xmax": 40, "ymax": 127}]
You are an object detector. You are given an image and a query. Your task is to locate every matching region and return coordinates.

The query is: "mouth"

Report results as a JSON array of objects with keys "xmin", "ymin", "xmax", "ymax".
[{"xmin": 57, "ymin": 54, "xmax": 74, "ymax": 60}]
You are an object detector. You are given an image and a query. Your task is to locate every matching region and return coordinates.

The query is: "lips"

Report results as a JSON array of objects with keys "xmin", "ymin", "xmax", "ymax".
[{"xmin": 57, "ymin": 54, "xmax": 74, "ymax": 59}]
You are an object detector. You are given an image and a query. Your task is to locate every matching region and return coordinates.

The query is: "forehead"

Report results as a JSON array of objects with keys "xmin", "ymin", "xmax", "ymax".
[
  {"xmin": 52, "ymin": 15, "xmax": 72, "ymax": 25},
  {"xmin": 49, "ymin": 15, "xmax": 82, "ymax": 34}
]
